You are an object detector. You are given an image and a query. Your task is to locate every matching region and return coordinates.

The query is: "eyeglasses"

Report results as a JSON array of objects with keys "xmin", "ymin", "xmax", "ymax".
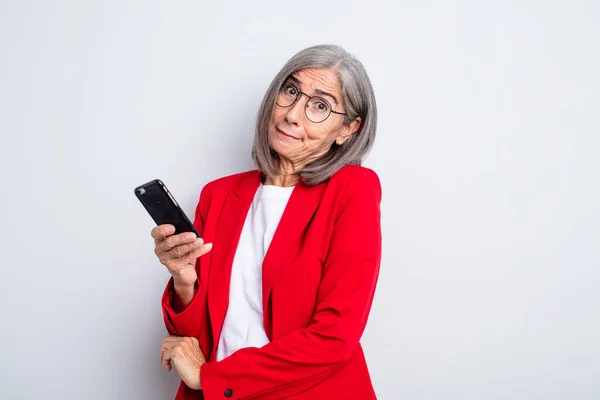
[{"xmin": 276, "ymin": 82, "xmax": 347, "ymax": 123}]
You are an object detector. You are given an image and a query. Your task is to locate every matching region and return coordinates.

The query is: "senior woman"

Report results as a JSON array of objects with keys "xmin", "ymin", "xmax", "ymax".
[{"xmin": 153, "ymin": 44, "xmax": 381, "ymax": 399}]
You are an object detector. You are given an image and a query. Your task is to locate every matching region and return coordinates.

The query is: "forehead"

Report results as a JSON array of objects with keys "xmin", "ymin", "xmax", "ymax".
[{"xmin": 290, "ymin": 68, "xmax": 342, "ymax": 98}]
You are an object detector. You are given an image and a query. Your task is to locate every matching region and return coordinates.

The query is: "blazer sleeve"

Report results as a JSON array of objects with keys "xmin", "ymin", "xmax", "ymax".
[
  {"xmin": 200, "ymin": 169, "xmax": 382, "ymax": 400},
  {"xmin": 161, "ymin": 185, "xmax": 209, "ymax": 338}
]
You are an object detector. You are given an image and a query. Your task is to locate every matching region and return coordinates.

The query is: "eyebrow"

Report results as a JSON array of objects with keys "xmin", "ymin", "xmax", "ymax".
[{"xmin": 287, "ymin": 75, "xmax": 340, "ymax": 106}]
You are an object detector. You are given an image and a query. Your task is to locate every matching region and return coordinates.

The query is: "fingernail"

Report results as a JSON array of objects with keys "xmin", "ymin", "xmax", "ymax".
[
  {"xmin": 194, "ymin": 238, "xmax": 204, "ymax": 245},
  {"xmin": 186, "ymin": 233, "xmax": 196, "ymax": 240}
]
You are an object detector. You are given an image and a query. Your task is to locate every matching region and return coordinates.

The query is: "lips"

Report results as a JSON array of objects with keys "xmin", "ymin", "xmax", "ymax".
[{"xmin": 277, "ymin": 127, "xmax": 300, "ymax": 140}]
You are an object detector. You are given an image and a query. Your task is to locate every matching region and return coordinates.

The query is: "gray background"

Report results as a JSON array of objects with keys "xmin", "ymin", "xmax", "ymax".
[{"xmin": 1, "ymin": 1, "xmax": 599, "ymax": 399}]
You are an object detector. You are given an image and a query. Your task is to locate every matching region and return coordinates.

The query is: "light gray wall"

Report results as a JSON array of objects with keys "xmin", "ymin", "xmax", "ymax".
[{"xmin": 1, "ymin": 1, "xmax": 598, "ymax": 399}]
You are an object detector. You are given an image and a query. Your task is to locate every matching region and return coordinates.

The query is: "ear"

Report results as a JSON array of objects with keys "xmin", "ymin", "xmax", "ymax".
[{"xmin": 335, "ymin": 116, "xmax": 362, "ymax": 145}]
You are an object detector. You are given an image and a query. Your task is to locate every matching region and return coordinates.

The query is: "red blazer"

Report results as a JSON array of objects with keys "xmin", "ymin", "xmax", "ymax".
[{"xmin": 162, "ymin": 165, "xmax": 382, "ymax": 400}]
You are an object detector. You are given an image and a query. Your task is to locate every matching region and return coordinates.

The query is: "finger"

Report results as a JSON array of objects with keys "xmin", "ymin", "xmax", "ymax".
[
  {"xmin": 183, "ymin": 336, "xmax": 199, "ymax": 347},
  {"xmin": 160, "ymin": 338, "xmax": 178, "ymax": 371},
  {"xmin": 163, "ymin": 238, "xmax": 205, "ymax": 261},
  {"xmin": 152, "ymin": 224, "xmax": 175, "ymax": 241},
  {"xmin": 164, "ymin": 243, "xmax": 213, "ymax": 275},
  {"xmin": 160, "ymin": 338, "xmax": 179, "ymax": 353},
  {"xmin": 163, "ymin": 255, "xmax": 194, "ymax": 275},
  {"xmin": 161, "ymin": 348, "xmax": 172, "ymax": 371},
  {"xmin": 156, "ymin": 232, "xmax": 199, "ymax": 253},
  {"xmin": 160, "ymin": 336, "xmax": 183, "ymax": 351},
  {"xmin": 173, "ymin": 242, "xmax": 212, "ymax": 265},
  {"xmin": 162, "ymin": 336, "xmax": 183, "ymax": 346},
  {"xmin": 182, "ymin": 243, "xmax": 212, "ymax": 263}
]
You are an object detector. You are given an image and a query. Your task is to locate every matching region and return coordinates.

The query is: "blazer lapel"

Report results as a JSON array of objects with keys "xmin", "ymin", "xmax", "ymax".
[
  {"xmin": 261, "ymin": 180, "xmax": 326, "ymax": 336},
  {"xmin": 207, "ymin": 171, "xmax": 261, "ymax": 355}
]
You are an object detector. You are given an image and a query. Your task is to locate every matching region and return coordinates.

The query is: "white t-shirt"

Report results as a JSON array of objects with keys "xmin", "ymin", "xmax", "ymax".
[{"xmin": 216, "ymin": 183, "xmax": 294, "ymax": 361}]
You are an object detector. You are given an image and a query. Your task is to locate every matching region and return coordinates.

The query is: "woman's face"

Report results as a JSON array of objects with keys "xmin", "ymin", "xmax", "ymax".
[{"xmin": 268, "ymin": 68, "xmax": 361, "ymax": 171}]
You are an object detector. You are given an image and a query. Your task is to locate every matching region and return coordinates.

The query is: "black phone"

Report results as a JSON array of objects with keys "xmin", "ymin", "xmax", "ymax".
[{"xmin": 134, "ymin": 179, "xmax": 200, "ymax": 237}]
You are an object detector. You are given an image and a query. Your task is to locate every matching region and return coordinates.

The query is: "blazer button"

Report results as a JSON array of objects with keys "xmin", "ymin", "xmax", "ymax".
[{"xmin": 224, "ymin": 388, "xmax": 234, "ymax": 398}]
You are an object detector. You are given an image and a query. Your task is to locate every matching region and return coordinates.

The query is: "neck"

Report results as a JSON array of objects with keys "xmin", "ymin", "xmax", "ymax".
[
  {"xmin": 264, "ymin": 174, "xmax": 300, "ymax": 187},
  {"xmin": 264, "ymin": 159, "xmax": 301, "ymax": 187}
]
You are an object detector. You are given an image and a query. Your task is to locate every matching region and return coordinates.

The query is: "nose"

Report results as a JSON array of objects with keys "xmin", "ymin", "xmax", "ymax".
[{"xmin": 284, "ymin": 93, "xmax": 309, "ymax": 126}]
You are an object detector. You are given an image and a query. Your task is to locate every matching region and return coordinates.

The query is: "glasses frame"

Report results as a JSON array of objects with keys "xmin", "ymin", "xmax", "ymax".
[{"xmin": 276, "ymin": 82, "xmax": 347, "ymax": 123}]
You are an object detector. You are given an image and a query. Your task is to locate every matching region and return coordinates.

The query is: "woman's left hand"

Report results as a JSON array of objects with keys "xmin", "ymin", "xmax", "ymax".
[{"xmin": 161, "ymin": 336, "xmax": 206, "ymax": 390}]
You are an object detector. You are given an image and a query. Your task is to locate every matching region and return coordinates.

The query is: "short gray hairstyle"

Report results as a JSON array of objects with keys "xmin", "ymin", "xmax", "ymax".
[{"xmin": 251, "ymin": 44, "xmax": 378, "ymax": 186}]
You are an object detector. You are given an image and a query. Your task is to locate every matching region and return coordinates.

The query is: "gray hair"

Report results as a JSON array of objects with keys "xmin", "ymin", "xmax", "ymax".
[{"xmin": 251, "ymin": 44, "xmax": 378, "ymax": 186}]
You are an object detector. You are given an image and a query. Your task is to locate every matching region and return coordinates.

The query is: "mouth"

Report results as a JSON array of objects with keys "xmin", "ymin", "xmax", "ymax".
[{"xmin": 276, "ymin": 127, "xmax": 301, "ymax": 140}]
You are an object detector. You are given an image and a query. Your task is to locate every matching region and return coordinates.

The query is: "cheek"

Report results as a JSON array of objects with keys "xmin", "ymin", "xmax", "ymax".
[
  {"xmin": 305, "ymin": 125, "xmax": 336, "ymax": 143},
  {"xmin": 272, "ymin": 106, "xmax": 287, "ymax": 123}
]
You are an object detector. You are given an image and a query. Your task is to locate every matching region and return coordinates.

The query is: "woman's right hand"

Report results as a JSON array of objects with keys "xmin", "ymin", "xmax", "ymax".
[{"xmin": 152, "ymin": 224, "xmax": 213, "ymax": 288}]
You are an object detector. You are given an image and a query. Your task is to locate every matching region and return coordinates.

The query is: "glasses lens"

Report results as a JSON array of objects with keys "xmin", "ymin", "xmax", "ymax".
[
  {"xmin": 306, "ymin": 97, "xmax": 331, "ymax": 123},
  {"xmin": 276, "ymin": 83, "xmax": 298, "ymax": 107}
]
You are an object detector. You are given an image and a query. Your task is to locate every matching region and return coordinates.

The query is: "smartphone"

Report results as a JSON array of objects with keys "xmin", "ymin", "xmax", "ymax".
[{"xmin": 134, "ymin": 179, "xmax": 200, "ymax": 237}]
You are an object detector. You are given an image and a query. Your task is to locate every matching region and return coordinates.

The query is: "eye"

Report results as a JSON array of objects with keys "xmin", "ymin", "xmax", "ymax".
[
  {"xmin": 283, "ymin": 83, "xmax": 297, "ymax": 96},
  {"xmin": 311, "ymin": 98, "xmax": 330, "ymax": 113}
]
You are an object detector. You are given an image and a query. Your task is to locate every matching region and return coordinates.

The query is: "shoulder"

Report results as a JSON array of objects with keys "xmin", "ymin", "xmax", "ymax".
[
  {"xmin": 203, "ymin": 170, "xmax": 258, "ymax": 191},
  {"xmin": 201, "ymin": 170, "xmax": 260, "ymax": 197},
  {"xmin": 324, "ymin": 166, "xmax": 382, "ymax": 240},
  {"xmin": 328, "ymin": 165, "xmax": 381, "ymax": 200},
  {"xmin": 195, "ymin": 170, "xmax": 260, "ymax": 215},
  {"xmin": 330, "ymin": 164, "xmax": 380, "ymax": 183}
]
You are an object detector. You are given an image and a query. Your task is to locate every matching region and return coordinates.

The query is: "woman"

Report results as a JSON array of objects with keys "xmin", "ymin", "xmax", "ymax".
[{"xmin": 154, "ymin": 44, "xmax": 381, "ymax": 399}]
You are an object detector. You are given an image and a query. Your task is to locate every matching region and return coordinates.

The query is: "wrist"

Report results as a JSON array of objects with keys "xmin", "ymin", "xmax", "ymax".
[
  {"xmin": 173, "ymin": 278, "xmax": 196, "ymax": 292},
  {"xmin": 171, "ymin": 280, "xmax": 197, "ymax": 312}
]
